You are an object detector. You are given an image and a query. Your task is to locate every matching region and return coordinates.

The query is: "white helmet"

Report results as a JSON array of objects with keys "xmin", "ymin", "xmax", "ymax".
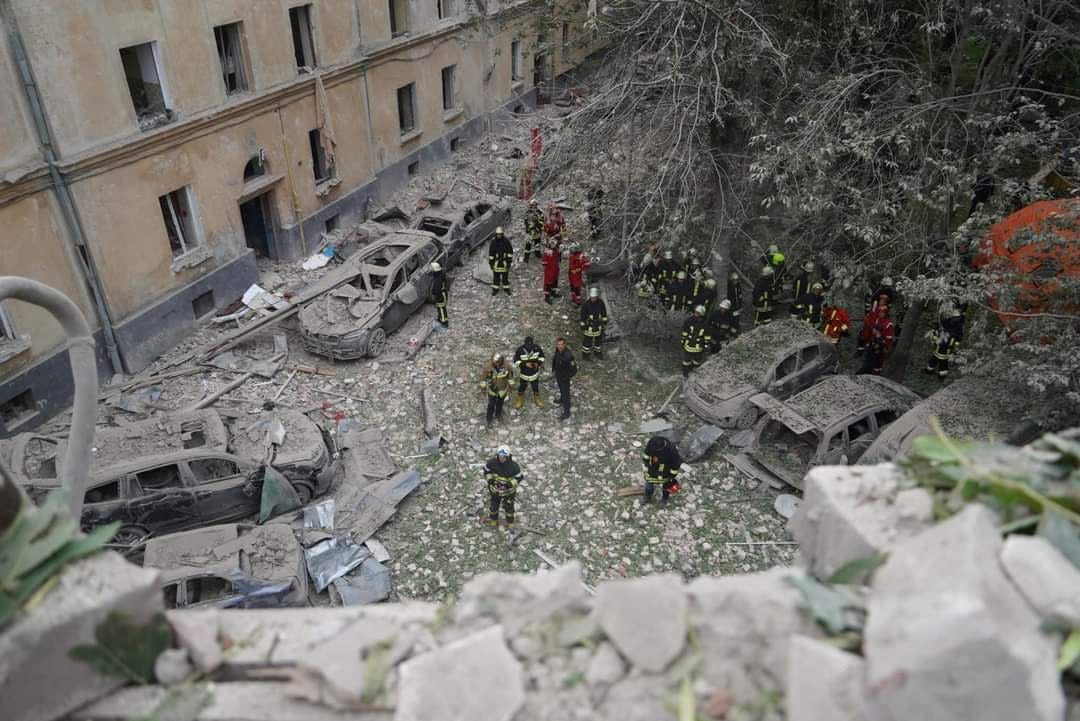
[
  {"xmin": 495, "ymin": 226, "xmax": 504, "ymax": 235},
  {"xmin": 802, "ymin": 260, "xmax": 814, "ymax": 272},
  {"xmin": 496, "ymin": 446, "xmax": 510, "ymax": 457},
  {"xmin": 704, "ymin": 278, "xmax": 716, "ymax": 289},
  {"xmin": 761, "ymin": 266, "xmax": 775, "ymax": 277},
  {"xmin": 729, "ymin": 271, "xmax": 739, "ymax": 281},
  {"xmin": 767, "ymin": 244, "xmax": 779, "ymax": 254},
  {"xmin": 811, "ymin": 282, "xmax": 823, "ymax": 292},
  {"xmin": 719, "ymin": 299, "xmax": 732, "ymax": 310},
  {"xmin": 881, "ymin": 277, "xmax": 894, "ymax": 287},
  {"xmin": 492, "ymin": 353, "xmax": 503, "ymax": 363},
  {"xmin": 689, "ymin": 247, "xmax": 699, "ymax": 256},
  {"xmin": 430, "ymin": 261, "xmax": 442, "ymax": 272},
  {"xmin": 528, "ymin": 198, "xmax": 539, "ymax": 207},
  {"xmin": 693, "ymin": 305, "xmax": 706, "ymax": 315},
  {"xmin": 676, "ymin": 270, "xmax": 687, "ymax": 280},
  {"xmin": 589, "ymin": 287, "xmax": 600, "ymax": 298},
  {"xmin": 663, "ymin": 250, "xmax": 673, "ymax": 260}
]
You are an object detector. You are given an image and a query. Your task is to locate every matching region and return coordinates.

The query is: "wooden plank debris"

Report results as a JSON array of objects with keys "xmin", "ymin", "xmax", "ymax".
[{"xmin": 421, "ymin": 388, "xmax": 438, "ymax": 438}]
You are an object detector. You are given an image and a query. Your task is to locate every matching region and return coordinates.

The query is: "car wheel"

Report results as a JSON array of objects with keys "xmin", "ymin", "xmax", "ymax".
[
  {"xmin": 113, "ymin": 525, "xmax": 150, "ymax": 546},
  {"xmin": 292, "ymin": 482, "xmax": 314, "ymax": 505},
  {"xmin": 734, "ymin": 406, "xmax": 758, "ymax": 430},
  {"xmin": 366, "ymin": 327, "xmax": 386, "ymax": 357}
]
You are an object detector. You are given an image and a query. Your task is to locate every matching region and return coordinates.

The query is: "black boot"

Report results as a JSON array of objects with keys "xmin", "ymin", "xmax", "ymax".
[
  {"xmin": 504, "ymin": 287, "xmax": 512, "ymax": 296},
  {"xmin": 492, "ymin": 288, "xmax": 499, "ymax": 296}
]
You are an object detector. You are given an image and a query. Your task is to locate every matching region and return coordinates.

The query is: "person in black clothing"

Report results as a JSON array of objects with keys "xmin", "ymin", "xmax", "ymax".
[
  {"xmin": 486, "ymin": 446, "xmax": 524, "ymax": 526},
  {"xmin": 708, "ymin": 299, "xmax": 739, "ymax": 349},
  {"xmin": 752, "ymin": 266, "xmax": 775, "ymax": 326},
  {"xmin": 641, "ymin": 435, "xmax": 681, "ymax": 506},
  {"xmin": 513, "ymin": 336, "xmax": 546, "ymax": 409},
  {"xmin": 430, "ymin": 261, "xmax": 449, "ymax": 327},
  {"xmin": 924, "ymin": 303, "xmax": 965, "ymax": 378},
  {"xmin": 523, "ymin": 199, "xmax": 543, "ymax": 262},
  {"xmin": 580, "ymin": 288, "xmax": 609, "ymax": 360},
  {"xmin": 488, "ymin": 227, "xmax": 513, "ymax": 295},
  {"xmin": 727, "ymin": 271, "xmax": 743, "ymax": 320},
  {"xmin": 793, "ymin": 282, "xmax": 825, "ymax": 326},
  {"xmin": 552, "ymin": 337, "xmax": 577, "ymax": 420},
  {"xmin": 668, "ymin": 270, "xmax": 694, "ymax": 312},
  {"xmin": 791, "ymin": 261, "xmax": 814, "ymax": 311}
]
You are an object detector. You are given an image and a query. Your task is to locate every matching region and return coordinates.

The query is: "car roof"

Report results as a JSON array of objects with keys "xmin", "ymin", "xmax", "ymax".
[
  {"xmin": 696, "ymin": 319, "xmax": 826, "ymax": 390},
  {"xmin": 145, "ymin": 523, "xmax": 299, "ymax": 585},
  {"xmin": 89, "ymin": 449, "xmax": 250, "ymax": 481},
  {"xmin": 779, "ymin": 375, "xmax": 922, "ymax": 432}
]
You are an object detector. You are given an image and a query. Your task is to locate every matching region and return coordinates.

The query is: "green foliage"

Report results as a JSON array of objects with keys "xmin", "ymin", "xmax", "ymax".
[
  {"xmin": 901, "ymin": 425, "xmax": 1080, "ymax": 568},
  {"xmin": 784, "ymin": 574, "xmax": 867, "ymax": 639},
  {"xmin": 69, "ymin": 612, "xmax": 171, "ymax": 685},
  {"xmin": 826, "ymin": 553, "xmax": 887, "ymax": 585},
  {"xmin": 0, "ymin": 490, "xmax": 118, "ymax": 629}
]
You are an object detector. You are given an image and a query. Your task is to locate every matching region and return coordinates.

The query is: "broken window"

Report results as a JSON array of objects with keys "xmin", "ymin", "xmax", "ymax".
[
  {"xmin": 162, "ymin": 583, "xmax": 181, "ymax": 609},
  {"xmin": 159, "ymin": 187, "xmax": 200, "ymax": 258},
  {"xmin": 450, "ymin": 136, "xmax": 461, "ymax": 152},
  {"xmin": 511, "ymin": 39, "xmax": 522, "ymax": 81},
  {"xmin": 84, "ymin": 480, "xmax": 121, "ymax": 505},
  {"xmin": 848, "ymin": 415, "xmax": 874, "ymax": 441},
  {"xmin": 289, "ymin": 4, "xmax": 318, "ymax": 71},
  {"xmin": 214, "ymin": 22, "xmax": 249, "ymax": 94},
  {"xmin": 185, "ymin": 576, "xmax": 233, "ymax": 604},
  {"xmin": 418, "ymin": 217, "xmax": 451, "ymax": 237},
  {"xmin": 389, "ymin": 0, "xmax": 407, "ymax": 36},
  {"xmin": 407, "ymin": 160, "xmax": 419, "ymax": 176},
  {"xmin": 437, "ymin": 0, "xmax": 450, "ymax": 20},
  {"xmin": 774, "ymin": 354, "xmax": 798, "ymax": 379},
  {"xmin": 180, "ymin": 421, "xmax": 208, "ymax": 449},
  {"xmin": 801, "ymin": 344, "xmax": 820, "ymax": 365},
  {"xmin": 441, "ymin": 65, "xmax": 457, "ymax": 111},
  {"xmin": 135, "ymin": 463, "xmax": 184, "ymax": 490},
  {"xmin": 308, "ymin": 128, "xmax": 332, "ymax": 182},
  {"xmin": 119, "ymin": 42, "xmax": 170, "ymax": 127},
  {"xmin": 189, "ymin": 458, "xmax": 240, "ymax": 483},
  {"xmin": 561, "ymin": 22, "xmax": 570, "ymax": 48},
  {"xmin": 324, "ymin": 215, "xmax": 339, "ymax": 234},
  {"xmin": 0, "ymin": 389, "xmax": 37, "ymax": 430},
  {"xmin": 397, "ymin": 83, "xmax": 416, "ymax": 135},
  {"xmin": 874, "ymin": 409, "xmax": 898, "ymax": 429},
  {"xmin": 192, "ymin": 290, "xmax": 215, "ymax": 319}
]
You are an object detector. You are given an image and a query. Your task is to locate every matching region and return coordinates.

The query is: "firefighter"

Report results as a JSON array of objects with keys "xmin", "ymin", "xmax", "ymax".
[
  {"xmin": 542, "ymin": 247, "xmax": 560, "ymax": 304},
  {"xmin": 794, "ymin": 282, "xmax": 825, "ymax": 326},
  {"xmin": 681, "ymin": 305, "xmax": 712, "ymax": 377},
  {"xmin": 567, "ymin": 243, "xmax": 590, "ymax": 305},
  {"xmin": 580, "ymin": 287, "xmax": 608, "ymax": 360},
  {"xmin": 552, "ymin": 337, "xmax": 577, "ymax": 421},
  {"xmin": 488, "ymin": 227, "xmax": 513, "ymax": 296},
  {"xmin": 479, "ymin": 353, "xmax": 511, "ymax": 426},
  {"xmin": 523, "ymin": 198, "xmax": 543, "ymax": 262},
  {"xmin": 638, "ymin": 253, "xmax": 660, "ymax": 299},
  {"xmin": 513, "ymin": 335, "xmax": 546, "ymax": 409},
  {"xmin": 761, "ymin": 243, "xmax": 786, "ymax": 287},
  {"xmin": 641, "ymin": 435, "xmax": 681, "ymax": 506},
  {"xmin": 544, "ymin": 202, "xmax": 566, "ymax": 254},
  {"xmin": 708, "ymin": 298, "xmax": 738, "ymax": 349},
  {"xmin": 791, "ymin": 261, "xmax": 814, "ymax": 310},
  {"xmin": 485, "ymin": 446, "xmax": 523, "ymax": 527},
  {"xmin": 686, "ymin": 247, "xmax": 703, "ymax": 279},
  {"xmin": 863, "ymin": 277, "xmax": 897, "ymax": 315},
  {"xmin": 857, "ymin": 291, "xmax": 891, "ymax": 351},
  {"xmin": 656, "ymin": 250, "xmax": 680, "ymax": 304},
  {"xmin": 668, "ymin": 270, "xmax": 694, "ymax": 312},
  {"xmin": 752, "ymin": 266, "xmax": 775, "ymax": 327},
  {"xmin": 430, "ymin": 261, "xmax": 449, "ymax": 328},
  {"xmin": 924, "ymin": 303, "xmax": 965, "ymax": 378},
  {"xmin": 858, "ymin": 302, "xmax": 895, "ymax": 375},
  {"xmin": 693, "ymin": 277, "xmax": 717, "ymax": 316},
  {"xmin": 821, "ymin": 303, "xmax": 850, "ymax": 344},
  {"xmin": 727, "ymin": 271, "xmax": 743, "ymax": 319}
]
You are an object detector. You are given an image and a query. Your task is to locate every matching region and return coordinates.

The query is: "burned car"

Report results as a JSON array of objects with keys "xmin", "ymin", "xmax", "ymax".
[
  {"xmin": 684, "ymin": 319, "xmax": 839, "ymax": 429},
  {"xmin": 2, "ymin": 409, "xmax": 331, "ymax": 487},
  {"xmin": 729, "ymin": 375, "xmax": 922, "ymax": 489},
  {"xmin": 412, "ymin": 197, "xmax": 512, "ymax": 268},
  {"xmin": 147, "ymin": 523, "xmax": 308, "ymax": 609},
  {"xmin": 299, "ymin": 233, "xmax": 445, "ymax": 359}
]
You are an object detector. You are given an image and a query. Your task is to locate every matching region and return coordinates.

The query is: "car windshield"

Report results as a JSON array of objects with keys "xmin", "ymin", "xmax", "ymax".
[
  {"xmin": 22, "ymin": 437, "xmax": 59, "ymax": 479},
  {"xmin": 417, "ymin": 217, "xmax": 452, "ymax": 237},
  {"xmin": 753, "ymin": 419, "xmax": 819, "ymax": 478}
]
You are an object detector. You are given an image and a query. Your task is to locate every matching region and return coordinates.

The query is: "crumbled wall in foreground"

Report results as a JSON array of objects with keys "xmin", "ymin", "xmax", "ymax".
[{"xmin": 5, "ymin": 463, "xmax": 1077, "ymax": 721}]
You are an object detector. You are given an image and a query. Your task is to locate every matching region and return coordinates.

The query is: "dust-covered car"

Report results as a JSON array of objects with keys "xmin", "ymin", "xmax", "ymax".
[
  {"xmin": 728, "ymin": 375, "xmax": 922, "ymax": 489},
  {"xmin": 684, "ymin": 319, "xmax": 839, "ymax": 429},
  {"xmin": 860, "ymin": 362, "xmax": 1044, "ymax": 464},
  {"xmin": 1, "ymin": 409, "xmax": 331, "ymax": 486},
  {"xmin": 299, "ymin": 233, "xmax": 445, "ymax": 359},
  {"xmin": 146, "ymin": 523, "xmax": 308, "ymax": 609},
  {"xmin": 412, "ymin": 196, "xmax": 511, "ymax": 268}
]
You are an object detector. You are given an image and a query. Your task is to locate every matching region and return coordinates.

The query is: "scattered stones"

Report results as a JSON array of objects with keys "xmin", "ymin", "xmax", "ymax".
[
  {"xmin": 396, "ymin": 625, "xmax": 525, "ymax": 721},
  {"xmin": 585, "ymin": 642, "xmax": 627, "ymax": 687},
  {"xmin": 595, "ymin": 574, "xmax": 687, "ymax": 672},
  {"xmin": 1001, "ymin": 534, "xmax": 1080, "ymax": 627},
  {"xmin": 166, "ymin": 611, "xmax": 222, "ymax": 674},
  {"xmin": 153, "ymin": 649, "xmax": 193, "ymax": 686}
]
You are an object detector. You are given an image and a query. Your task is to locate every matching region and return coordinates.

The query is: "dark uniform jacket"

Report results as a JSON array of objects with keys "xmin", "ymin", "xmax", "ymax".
[
  {"xmin": 668, "ymin": 277, "xmax": 694, "ymax": 311},
  {"xmin": 692, "ymin": 283, "xmax": 716, "ymax": 314},
  {"xmin": 794, "ymin": 291, "xmax": 824, "ymax": 326},
  {"xmin": 709, "ymin": 307, "xmax": 738, "ymax": 341},
  {"xmin": 488, "ymin": 234, "xmax": 513, "ymax": 272},
  {"xmin": 553, "ymin": 347, "xmax": 577, "ymax": 381},
  {"xmin": 485, "ymin": 457, "xmax": 522, "ymax": 496},
  {"xmin": 641, "ymin": 436, "xmax": 681, "ymax": 484},
  {"xmin": 681, "ymin": 315, "xmax": 712, "ymax": 352},
  {"xmin": 431, "ymin": 272, "xmax": 449, "ymax": 304},
  {"xmin": 752, "ymin": 276, "xmax": 774, "ymax": 310},
  {"xmin": 727, "ymin": 280, "xmax": 743, "ymax": 315},
  {"xmin": 524, "ymin": 208, "xmax": 543, "ymax": 238},
  {"xmin": 513, "ymin": 342, "xmax": 545, "ymax": 381},
  {"xmin": 792, "ymin": 271, "xmax": 813, "ymax": 302},
  {"xmin": 580, "ymin": 298, "xmax": 608, "ymax": 334}
]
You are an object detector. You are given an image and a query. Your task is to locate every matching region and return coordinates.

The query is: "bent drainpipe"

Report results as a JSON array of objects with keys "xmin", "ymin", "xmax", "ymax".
[
  {"xmin": 2, "ymin": 4, "xmax": 124, "ymax": 376},
  {"xmin": 0, "ymin": 277, "xmax": 97, "ymax": 520}
]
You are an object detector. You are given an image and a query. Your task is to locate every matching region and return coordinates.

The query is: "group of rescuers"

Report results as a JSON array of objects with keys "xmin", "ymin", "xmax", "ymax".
[{"xmin": 431, "ymin": 197, "xmax": 966, "ymax": 527}]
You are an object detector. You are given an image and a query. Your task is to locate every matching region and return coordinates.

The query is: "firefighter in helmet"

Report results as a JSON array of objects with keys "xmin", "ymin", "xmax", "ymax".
[
  {"xmin": 641, "ymin": 435, "xmax": 682, "ymax": 506},
  {"xmin": 485, "ymin": 446, "xmax": 524, "ymax": 527}
]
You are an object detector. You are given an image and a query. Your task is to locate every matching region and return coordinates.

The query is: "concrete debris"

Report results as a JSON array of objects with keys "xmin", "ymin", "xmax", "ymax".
[
  {"xmin": 166, "ymin": 611, "xmax": 223, "ymax": 675},
  {"xmin": 595, "ymin": 574, "xmax": 687, "ymax": 672},
  {"xmin": 397, "ymin": 626, "xmax": 524, "ymax": 721},
  {"xmin": 678, "ymin": 424, "xmax": 724, "ymax": 462},
  {"xmin": 636, "ymin": 418, "xmax": 673, "ymax": 434},
  {"xmin": 417, "ymin": 436, "xmax": 443, "ymax": 456},
  {"xmin": 241, "ymin": 283, "xmax": 288, "ymax": 312},
  {"xmin": 864, "ymin": 505, "xmax": 1064, "ymax": 721},
  {"xmin": 106, "ymin": 384, "xmax": 162, "ymax": 414},
  {"xmin": 339, "ymin": 427, "xmax": 397, "ymax": 482},
  {"xmin": 153, "ymin": 648, "xmax": 193, "ymax": 686},
  {"xmin": 786, "ymin": 635, "xmax": 868, "ymax": 721},
  {"xmin": 788, "ymin": 464, "xmax": 933, "ymax": 582},
  {"xmin": 585, "ymin": 641, "xmax": 627, "ymax": 687},
  {"xmin": 364, "ymin": 537, "xmax": 392, "ymax": 563},
  {"xmin": 204, "ymin": 350, "xmax": 284, "ymax": 379},
  {"xmin": 773, "ymin": 493, "xmax": 800, "ymax": 520},
  {"xmin": 454, "ymin": 561, "xmax": 589, "ymax": 636},
  {"xmin": 1001, "ymin": 534, "xmax": 1080, "ymax": 627},
  {"xmin": 302, "ymin": 248, "xmax": 334, "ymax": 270},
  {"xmin": 335, "ymin": 469, "xmax": 422, "ymax": 544}
]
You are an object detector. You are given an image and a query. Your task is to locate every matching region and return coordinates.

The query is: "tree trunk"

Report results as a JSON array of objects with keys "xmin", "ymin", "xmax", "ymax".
[{"xmin": 884, "ymin": 299, "xmax": 925, "ymax": 382}]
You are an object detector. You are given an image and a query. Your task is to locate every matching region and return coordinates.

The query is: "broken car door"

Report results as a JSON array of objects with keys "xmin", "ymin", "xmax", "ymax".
[
  {"xmin": 845, "ymin": 412, "xmax": 878, "ymax": 463},
  {"xmin": 791, "ymin": 343, "xmax": 826, "ymax": 395},
  {"xmin": 80, "ymin": 477, "xmax": 131, "ymax": 531},
  {"xmin": 767, "ymin": 351, "xmax": 801, "ymax": 399},
  {"xmin": 468, "ymin": 202, "xmax": 495, "ymax": 251},
  {"xmin": 126, "ymin": 463, "xmax": 201, "ymax": 534},
  {"xmin": 185, "ymin": 456, "xmax": 259, "ymax": 523},
  {"xmin": 380, "ymin": 266, "xmax": 415, "ymax": 333}
]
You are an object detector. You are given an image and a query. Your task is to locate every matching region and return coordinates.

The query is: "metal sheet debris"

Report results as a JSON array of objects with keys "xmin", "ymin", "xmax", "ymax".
[
  {"xmin": 638, "ymin": 418, "xmax": 673, "ymax": 434},
  {"xmin": 336, "ymin": 469, "xmax": 422, "ymax": 544},
  {"xmin": 329, "ymin": 558, "xmax": 391, "ymax": 606},
  {"xmin": 774, "ymin": 494, "xmax": 800, "ymax": 520},
  {"xmin": 304, "ymin": 536, "xmax": 372, "ymax": 593},
  {"xmin": 678, "ymin": 425, "xmax": 724, "ymax": 462},
  {"xmin": 364, "ymin": 538, "xmax": 391, "ymax": 563},
  {"xmin": 303, "ymin": 499, "xmax": 335, "ymax": 531}
]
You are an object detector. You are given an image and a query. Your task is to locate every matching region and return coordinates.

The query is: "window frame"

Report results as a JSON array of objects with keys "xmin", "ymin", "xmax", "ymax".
[
  {"xmin": 389, "ymin": 0, "xmax": 408, "ymax": 37},
  {"xmin": 511, "ymin": 39, "xmax": 523, "ymax": 81},
  {"xmin": 159, "ymin": 187, "xmax": 201, "ymax": 258},
  {"xmin": 441, "ymin": 64, "xmax": 457, "ymax": 111},
  {"xmin": 118, "ymin": 41, "xmax": 171, "ymax": 123},
  {"xmin": 308, "ymin": 128, "xmax": 332, "ymax": 183},
  {"xmin": 289, "ymin": 4, "xmax": 318, "ymax": 72},
  {"xmin": 214, "ymin": 21, "xmax": 250, "ymax": 95},
  {"xmin": 397, "ymin": 82, "xmax": 417, "ymax": 135}
]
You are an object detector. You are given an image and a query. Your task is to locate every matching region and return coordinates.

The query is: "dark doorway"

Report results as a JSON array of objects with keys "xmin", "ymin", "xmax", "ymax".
[
  {"xmin": 239, "ymin": 194, "xmax": 274, "ymax": 257},
  {"xmin": 533, "ymin": 52, "xmax": 553, "ymax": 105}
]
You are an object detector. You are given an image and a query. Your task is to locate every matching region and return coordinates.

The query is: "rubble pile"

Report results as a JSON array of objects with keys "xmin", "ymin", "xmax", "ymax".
[{"xmin": 29, "ymin": 462, "xmax": 1073, "ymax": 721}]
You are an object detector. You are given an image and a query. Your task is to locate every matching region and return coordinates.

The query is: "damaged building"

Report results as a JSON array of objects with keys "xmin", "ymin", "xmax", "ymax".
[{"xmin": 0, "ymin": 0, "xmax": 602, "ymax": 436}]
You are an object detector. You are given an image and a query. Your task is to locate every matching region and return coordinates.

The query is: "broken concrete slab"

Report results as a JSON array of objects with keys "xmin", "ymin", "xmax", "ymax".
[
  {"xmin": 339, "ymin": 427, "xmax": 397, "ymax": 482},
  {"xmin": 204, "ymin": 350, "xmax": 284, "ymax": 379},
  {"xmin": 585, "ymin": 641, "xmax": 627, "ymax": 687},
  {"xmin": 417, "ymin": 436, "xmax": 442, "ymax": 456},
  {"xmin": 0, "ymin": 552, "xmax": 162, "ymax": 721},
  {"xmin": 335, "ymin": 469, "xmax": 422, "ymax": 545},
  {"xmin": 473, "ymin": 252, "xmax": 494, "ymax": 285},
  {"xmin": 687, "ymin": 567, "xmax": 822, "ymax": 700},
  {"xmin": 594, "ymin": 574, "xmax": 686, "ymax": 673},
  {"xmin": 396, "ymin": 625, "xmax": 524, "ymax": 721},
  {"xmin": 454, "ymin": 562, "xmax": 589, "ymax": 636},
  {"xmin": 1001, "ymin": 534, "xmax": 1080, "ymax": 627},
  {"xmin": 773, "ymin": 493, "xmax": 800, "ymax": 520},
  {"xmin": 166, "ymin": 610, "xmax": 223, "ymax": 675},
  {"xmin": 788, "ymin": 464, "xmax": 933, "ymax": 582},
  {"xmin": 364, "ymin": 538, "xmax": 392, "ymax": 563},
  {"xmin": 677, "ymin": 424, "xmax": 723, "ymax": 462},
  {"xmin": 636, "ymin": 418, "xmax": 673, "ymax": 435},
  {"xmin": 786, "ymin": 635, "xmax": 868, "ymax": 721},
  {"xmin": 864, "ymin": 505, "xmax": 1064, "ymax": 721}
]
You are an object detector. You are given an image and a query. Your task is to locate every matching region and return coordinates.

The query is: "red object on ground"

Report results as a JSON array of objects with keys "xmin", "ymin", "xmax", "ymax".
[{"xmin": 973, "ymin": 199, "xmax": 1080, "ymax": 327}]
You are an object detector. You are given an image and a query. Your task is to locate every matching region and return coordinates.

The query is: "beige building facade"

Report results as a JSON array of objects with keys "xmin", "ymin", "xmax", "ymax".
[{"xmin": 0, "ymin": 0, "xmax": 601, "ymax": 436}]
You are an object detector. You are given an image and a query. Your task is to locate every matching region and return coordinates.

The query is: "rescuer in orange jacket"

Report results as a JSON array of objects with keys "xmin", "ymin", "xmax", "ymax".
[{"xmin": 567, "ymin": 244, "xmax": 590, "ymax": 305}]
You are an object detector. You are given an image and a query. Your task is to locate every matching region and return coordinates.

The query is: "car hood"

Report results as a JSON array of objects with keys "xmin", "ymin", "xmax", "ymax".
[
  {"xmin": 688, "ymin": 379, "xmax": 757, "ymax": 405},
  {"xmin": 299, "ymin": 297, "xmax": 376, "ymax": 337},
  {"xmin": 230, "ymin": 410, "xmax": 329, "ymax": 471}
]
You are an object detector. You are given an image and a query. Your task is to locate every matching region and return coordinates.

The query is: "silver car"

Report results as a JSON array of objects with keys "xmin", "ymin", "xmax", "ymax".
[
  {"xmin": 412, "ymin": 196, "xmax": 512, "ymax": 268},
  {"xmin": 684, "ymin": 319, "xmax": 839, "ymax": 429}
]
